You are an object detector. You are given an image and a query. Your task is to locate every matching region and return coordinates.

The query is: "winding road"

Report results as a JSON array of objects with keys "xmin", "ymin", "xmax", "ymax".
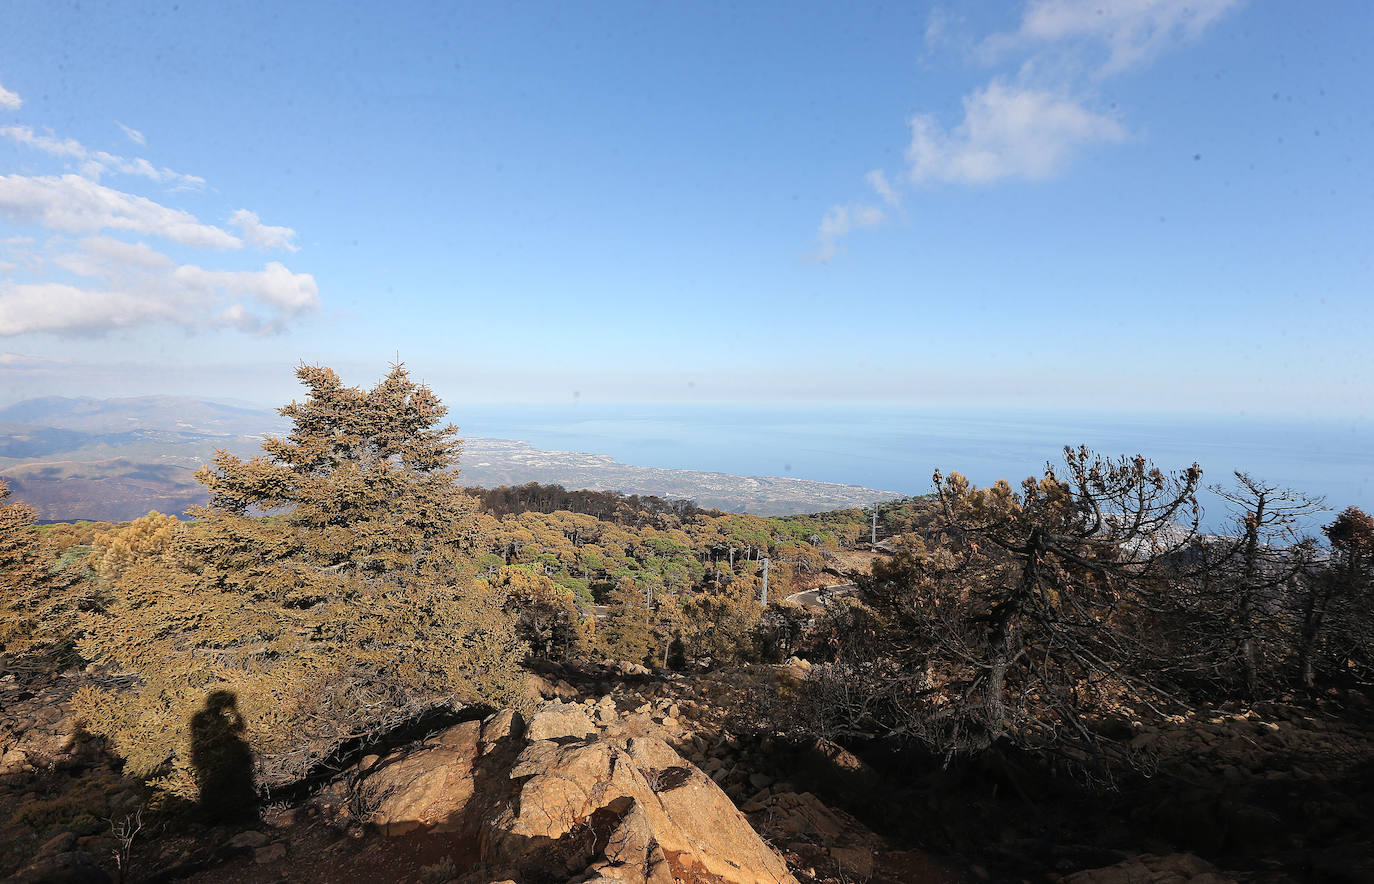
[{"xmin": 781, "ymin": 582, "xmax": 859, "ymax": 609}]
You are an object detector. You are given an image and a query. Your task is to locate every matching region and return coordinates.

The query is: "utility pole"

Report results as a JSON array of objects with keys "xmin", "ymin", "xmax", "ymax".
[
  {"xmin": 871, "ymin": 504, "xmax": 879, "ymax": 546},
  {"xmin": 759, "ymin": 557, "xmax": 770, "ymax": 606}
]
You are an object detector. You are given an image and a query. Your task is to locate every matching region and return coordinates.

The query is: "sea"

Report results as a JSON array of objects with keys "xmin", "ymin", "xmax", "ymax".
[{"xmin": 452, "ymin": 404, "xmax": 1373, "ymax": 533}]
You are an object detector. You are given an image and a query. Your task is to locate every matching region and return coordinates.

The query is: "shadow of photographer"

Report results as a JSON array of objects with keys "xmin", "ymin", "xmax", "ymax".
[{"xmin": 190, "ymin": 690, "xmax": 258, "ymax": 822}]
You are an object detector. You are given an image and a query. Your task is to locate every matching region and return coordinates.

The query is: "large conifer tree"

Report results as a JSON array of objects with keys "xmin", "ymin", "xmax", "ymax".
[{"xmin": 77, "ymin": 364, "xmax": 524, "ymax": 802}]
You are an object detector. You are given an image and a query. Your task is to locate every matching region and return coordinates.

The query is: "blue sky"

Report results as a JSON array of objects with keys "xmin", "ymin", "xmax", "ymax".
[{"xmin": 0, "ymin": 1, "xmax": 1369, "ymax": 417}]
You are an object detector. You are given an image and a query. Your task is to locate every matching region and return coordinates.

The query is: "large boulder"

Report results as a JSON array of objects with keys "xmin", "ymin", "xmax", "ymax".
[
  {"xmin": 353, "ymin": 720, "xmax": 484, "ymax": 835},
  {"xmin": 524, "ymin": 700, "xmax": 597, "ymax": 742},
  {"xmin": 345, "ymin": 705, "xmax": 797, "ymax": 884}
]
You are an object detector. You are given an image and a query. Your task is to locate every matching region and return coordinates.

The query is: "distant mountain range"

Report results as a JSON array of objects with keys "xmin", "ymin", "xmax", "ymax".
[
  {"xmin": 0, "ymin": 396, "xmax": 900, "ymax": 521},
  {"xmin": 0, "ymin": 395, "xmax": 280, "ymax": 435}
]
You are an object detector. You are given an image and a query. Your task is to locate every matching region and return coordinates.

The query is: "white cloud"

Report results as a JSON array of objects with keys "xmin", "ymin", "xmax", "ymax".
[
  {"xmin": 907, "ymin": 80, "xmax": 1125, "ymax": 184},
  {"xmin": 0, "ymin": 96, "xmax": 314, "ymax": 337},
  {"xmin": 116, "ymin": 121, "xmax": 146, "ymax": 146},
  {"xmin": 88, "ymin": 152, "xmax": 205, "ymax": 189},
  {"xmin": 0, "ymin": 81, "xmax": 19, "ymax": 111},
  {"xmin": 0, "ymin": 238, "xmax": 319, "ymax": 337},
  {"xmin": 815, "ymin": 203, "xmax": 885, "ymax": 263},
  {"xmin": 229, "ymin": 209, "xmax": 299, "ymax": 252},
  {"xmin": 52, "ymin": 236, "xmax": 174, "ymax": 277},
  {"xmin": 865, "ymin": 169, "xmax": 901, "ymax": 207},
  {"xmin": 0, "ymin": 125, "xmax": 204, "ymax": 188},
  {"xmin": 811, "ymin": 0, "xmax": 1237, "ymax": 259},
  {"xmin": 0, "ymin": 125, "xmax": 86, "ymax": 158},
  {"xmin": 1008, "ymin": 0, "xmax": 1241, "ymax": 75},
  {"xmin": 0, "ymin": 283, "xmax": 177, "ymax": 336},
  {"xmin": 0, "ymin": 175, "xmax": 241, "ymax": 249},
  {"xmin": 174, "ymin": 262, "xmax": 319, "ymax": 315},
  {"xmin": 81, "ymin": 235, "xmax": 176, "ymax": 269}
]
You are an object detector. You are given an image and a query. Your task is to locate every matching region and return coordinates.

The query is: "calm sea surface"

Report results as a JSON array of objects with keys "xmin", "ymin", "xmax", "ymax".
[{"xmin": 453, "ymin": 404, "xmax": 1372, "ymax": 531}]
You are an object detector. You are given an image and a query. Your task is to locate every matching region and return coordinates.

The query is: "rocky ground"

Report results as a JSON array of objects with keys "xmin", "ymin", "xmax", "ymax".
[{"xmin": 3, "ymin": 659, "xmax": 1372, "ymax": 883}]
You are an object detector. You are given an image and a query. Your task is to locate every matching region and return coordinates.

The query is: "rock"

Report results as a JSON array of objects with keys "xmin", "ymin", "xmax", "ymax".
[
  {"xmin": 597, "ymin": 802, "xmax": 677, "ymax": 884},
  {"xmin": 1062, "ymin": 853, "xmax": 1235, "ymax": 883},
  {"xmin": 528, "ymin": 673, "xmax": 560, "ymax": 700},
  {"xmin": 37, "ymin": 831, "xmax": 77, "ymax": 857},
  {"xmin": 748, "ymin": 773, "xmax": 774, "ymax": 789},
  {"xmin": 1, "ymin": 746, "xmax": 30, "ymax": 773},
  {"xmin": 829, "ymin": 846, "xmax": 875, "ymax": 878},
  {"xmin": 357, "ymin": 719, "xmax": 483, "ymax": 834},
  {"xmin": 228, "ymin": 829, "xmax": 270, "ymax": 849},
  {"xmin": 480, "ymin": 709, "xmax": 525, "ymax": 752},
  {"xmin": 1221, "ymin": 802, "xmax": 1282, "ymax": 848},
  {"xmin": 75, "ymin": 837, "xmax": 116, "ymax": 855},
  {"xmin": 263, "ymin": 806, "xmax": 302, "ymax": 829},
  {"xmin": 1308, "ymin": 844, "xmax": 1374, "ymax": 883},
  {"xmin": 253, "ymin": 842, "xmax": 287, "ymax": 864},
  {"xmin": 350, "ymin": 710, "xmax": 796, "ymax": 884},
  {"xmin": 491, "ymin": 734, "xmax": 796, "ymax": 884},
  {"xmin": 7, "ymin": 851, "xmax": 112, "ymax": 884},
  {"xmin": 769, "ymin": 792, "xmax": 847, "ymax": 840},
  {"xmin": 525, "ymin": 700, "xmax": 597, "ymax": 742}
]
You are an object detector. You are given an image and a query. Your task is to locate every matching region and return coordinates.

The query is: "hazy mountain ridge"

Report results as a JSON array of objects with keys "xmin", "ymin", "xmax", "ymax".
[
  {"xmin": 0, "ymin": 396, "xmax": 901, "ymax": 520},
  {"xmin": 0, "ymin": 395, "xmax": 286, "ymax": 435}
]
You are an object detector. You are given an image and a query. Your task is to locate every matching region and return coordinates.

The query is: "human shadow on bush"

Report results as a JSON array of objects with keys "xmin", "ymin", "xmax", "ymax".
[{"xmin": 190, "ymin": 691, "xmax": 257, "ymax": 822}]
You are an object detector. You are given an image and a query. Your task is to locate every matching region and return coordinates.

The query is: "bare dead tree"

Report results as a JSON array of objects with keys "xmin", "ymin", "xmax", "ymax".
[
  {"xmin": 108, "ymin": 806, "xmax": 144, "ymax": 883},
  {"xmin": 814, "ymin": 447, "xmax": 1205, "ymax": 775},
  {"xmin": 1303, "ymin": 506, "xmax": 1374, "ymax": 687},
  {"xmin": 1185, "ymin": 473, "xmax": 1326, "ymax": 698}
]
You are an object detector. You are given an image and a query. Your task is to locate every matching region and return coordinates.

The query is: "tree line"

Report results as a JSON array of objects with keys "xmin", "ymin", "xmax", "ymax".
[{"xmin": 464, "ymin": 482, "xmax": 708, "ymax": 525}]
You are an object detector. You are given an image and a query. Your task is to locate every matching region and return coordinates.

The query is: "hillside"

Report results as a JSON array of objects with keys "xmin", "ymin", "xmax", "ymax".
[{"xmin": 1, "ymin": 367, "xmax": 1369, "ymax": 883}]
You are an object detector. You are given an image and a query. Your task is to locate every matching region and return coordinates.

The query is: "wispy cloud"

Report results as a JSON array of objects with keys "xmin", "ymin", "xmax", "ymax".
[
  {"xmin": 865, "ymin": 169, "xmax": 901, "ymax": 207},
  {"xmin": 815, "ymin": 203, "xmax": 885, "ymax": 263},
  {"xmin": 0, "ymin": 352, "xmax": 59, "ymax": 370},
  {"xmin": 0, "ymin": 81, "xmax": 19, "ymax": 111},
  {"xmin": 1, "ymin": 124, "xmax": 204, "ymax": 188},
  {"xmin": 993, "ymin": 0, "xmax": 1242, "ymax": 76},
  {"xmin": 0, "ymin": 125, "xmax": 85, "ymax": 158},
  {"xmin": 813, "ymin": 171, "xmax": 901, "ymax": 262},
  {"xmin": 229, "ymin": 209, "xmax": 299, "ymax": 252},
  {"xmin": 115, "ymin": 121, "xmax": 146, "ymax": 146},
  {"xmin": 813, "ymin": 0, "xmax": 1240, "ymax": 259}
]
